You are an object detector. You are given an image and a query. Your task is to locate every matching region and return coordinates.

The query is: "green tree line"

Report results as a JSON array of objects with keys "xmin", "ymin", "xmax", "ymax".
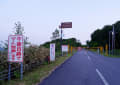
[
  {"xmin": 87, "ymin": 21, "xmax": 120, "ymax": 49},
  {"xmin": 42, "ymin": 38, "xmax": 81, "ymax": 51}
]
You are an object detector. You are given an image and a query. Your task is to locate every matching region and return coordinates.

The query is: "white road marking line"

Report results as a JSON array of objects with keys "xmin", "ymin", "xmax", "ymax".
[
  {"xmin": 96, "ymin": 69, "xmax": 109, "ymax": 85},
  {"xmin": 88, "ymin": 56, "xmax": 91, "ymax": 61}
]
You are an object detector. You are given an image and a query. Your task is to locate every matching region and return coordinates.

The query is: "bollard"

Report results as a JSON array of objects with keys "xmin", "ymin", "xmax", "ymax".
[
  {"xmin": 71, "ymin": 46, "xmax": 73, "ymax": 54},
  {"xmin": 105, "ymin": 44, "xmax": 108, "ymax": 56}
]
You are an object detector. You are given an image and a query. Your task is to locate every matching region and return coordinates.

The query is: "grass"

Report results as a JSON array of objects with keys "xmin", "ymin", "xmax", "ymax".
[
  {"xmin": 3, "ymin": 53, "xmax": 72, "ymax": 85},
  {"xmin": 89, "ymin": 49, "xmax": 120, "ymax": 58},
  {"xmin": 108, "ymin": 55, "xmax": 120, "ymax": 58},
  {"xmin": 88, "ymin": 49, "xmax": 98, "ymax": 53},
  {"xmin": 103, "ymin": 53, "xmax": 120, "ymax": 58}
]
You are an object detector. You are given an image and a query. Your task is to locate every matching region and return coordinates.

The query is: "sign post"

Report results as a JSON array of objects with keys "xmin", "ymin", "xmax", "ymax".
[
  {"xmin": 50, "ymin": 43, "xmax": 55, "ymax": 61},
  {"xmin": 8, "ymin": 35, "xmax": 24, "ymax": 80},
  {"xmin": 21, "ymin": 62, "xmax": 23, "ymax": 80},
  {"xmin": 60, "ymin": 28, "xmax": 63, "ymax": 56},
  {"xmin": 8, "ymin": 63, "xmax": 11, "ymax": 80},
  {"xmin": 59, "ymin": 22, "xmax": 72, "ymax": 56}
]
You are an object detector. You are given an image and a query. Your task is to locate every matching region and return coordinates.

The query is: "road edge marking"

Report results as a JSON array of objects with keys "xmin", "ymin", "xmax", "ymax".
[{"xmin": 96, "ymin": 69, "xmax": 109, "ymax": 85}]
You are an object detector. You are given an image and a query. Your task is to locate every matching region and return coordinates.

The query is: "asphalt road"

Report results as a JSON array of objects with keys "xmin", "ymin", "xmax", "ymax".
[{"xmin": 39, "ymin": 50, "xmax": 120, "ymax": 85}]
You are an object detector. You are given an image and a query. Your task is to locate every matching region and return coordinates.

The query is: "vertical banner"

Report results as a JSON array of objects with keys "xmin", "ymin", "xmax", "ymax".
[
  {"xmin": 50, "ymin": 43, "xmax": 55, "ymax": 61},
  {"xmin": 8, "ymin": 35, "xmax": 24, "ymax": 62}
]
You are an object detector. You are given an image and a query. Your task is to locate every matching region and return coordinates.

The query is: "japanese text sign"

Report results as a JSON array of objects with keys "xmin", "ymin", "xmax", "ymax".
[
  {"xmin": 50, "ymin": 43, "xmax": 55, "ymax": 61},
  {"xmin": 8, "ymin": 35, "xmax": 24, "ymax": 62},
  {"xmin": 62, "ymin": 45, "xmax": 68, "ymax": 52}
]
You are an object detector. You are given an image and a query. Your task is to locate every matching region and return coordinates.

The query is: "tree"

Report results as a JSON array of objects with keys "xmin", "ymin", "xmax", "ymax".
[
  {"xmin": 2, "ymin": 21, "xmax": 29, "ymax": 50},
  {"xmin": 51, "ymin": 29, "xmax": 60, "ymax": 40},
  {"xmin": 13, "ymin": 21, "xmax": 29, "ymax": 45},
  {"xmin": 89, "ymin": 25, "xmax": 112, "ymax": 47},
  {"xmin": 14, "ymin": 21, "xmax": 24, "ymax": 35},
  {"xmin": 42, "ymin": 38, "xmax": 81, "ymax": 51},
  {"xmin": 88, "ymin": 20, "xmax": 120, "ymax": 49}
]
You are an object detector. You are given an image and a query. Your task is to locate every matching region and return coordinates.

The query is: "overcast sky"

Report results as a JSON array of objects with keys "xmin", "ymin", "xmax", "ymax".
[{"xmin": 0, "ymin": 0, "xmax": 120, "ymax": 45}]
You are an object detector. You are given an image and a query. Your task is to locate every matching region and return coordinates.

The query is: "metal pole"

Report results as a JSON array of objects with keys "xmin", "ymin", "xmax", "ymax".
[
  {"xmin": 109, "ymin": 32, "xmax": 110, "ymax": 55},
  {"xmin": 20, "ymin": 62, "xmax": 23, "ymax": 80},
  {"xmin": 112, "ymin": 25, "xmax": 114, "ymax": 55},
  {"xmin": 8, "ymin": 63, "xmax": 11, "ymax": 80},
  {"xmin": 113, "ymin": 26, "xmax": 115, "ymax": 51},
  {"xmin": 112, "ymin": 25, "xmax": 115, "ymax": 55},
  {"xmin": 61, "ymin": 28, "xmax": 63, "ymax": 56}
]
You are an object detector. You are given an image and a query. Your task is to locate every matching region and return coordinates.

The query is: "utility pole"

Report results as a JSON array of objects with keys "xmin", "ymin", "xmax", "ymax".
[
  {"xmin": 112, "ymin": 25, "xmax": 115, "ymax": 55},
  {"xmin": 109, "ymin": 31, "xmax": 111, "ymax": 55},
  {"xmin": 60, "ymin": 28, "xmax": 63, "ymax": 56}
]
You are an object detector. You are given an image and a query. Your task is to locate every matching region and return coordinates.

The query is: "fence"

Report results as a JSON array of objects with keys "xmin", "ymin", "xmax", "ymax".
[
  {"xmin": 0, "ymin": 46, "xmax": 76, "ymax": 83},
  {"xmin": 0, "ymin": 61, "xmax": 44, "ymax": 81},
  {"xmin": 87, "ymin": 47, "xmax": 120, "ymax": 57},
  {"xmin": 0, "ymin": 50, "xmax": 63, "ymax": 82},
  {"xmin": 108, "ymin": 49, "xmax": 120, "ymax": 57},
  {"xmin": 0, "ymin": 66, "xmax": 19, "ymax": 80}
]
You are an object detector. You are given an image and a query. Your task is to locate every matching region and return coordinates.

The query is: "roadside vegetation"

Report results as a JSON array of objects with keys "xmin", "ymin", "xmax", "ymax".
[
  {"xmin": 3, "ymin": 53, "xmax": 72, "ymax": 85},
  {"xmin": 88, "ymin": 48, "xmax": 120, "ymax": 58},
  {"xmin": 105, "ymin": 49, "xmax": 120, "ymax": 58},
  {"xmin": 86, "ymin": 21, "xmax": 120, "ymax": 48},
  {"xmin": 0, "ymin": 22, "xmax": 78, "ymax": 85},
  {"xmin": 86, "ymin": 20, "xmax": 120, "ymax": 57}
]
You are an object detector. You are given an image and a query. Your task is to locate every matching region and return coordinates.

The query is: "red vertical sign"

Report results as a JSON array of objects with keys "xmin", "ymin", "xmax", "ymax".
[{"xmin": 8, "ymin": 35, "xmax": 24, "ymax": 62}]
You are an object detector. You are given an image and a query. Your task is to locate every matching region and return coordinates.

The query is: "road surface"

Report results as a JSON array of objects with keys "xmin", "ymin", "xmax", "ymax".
[{"xmin": 39, "ymin": 50, "xmax": 120, "ymax": 85}]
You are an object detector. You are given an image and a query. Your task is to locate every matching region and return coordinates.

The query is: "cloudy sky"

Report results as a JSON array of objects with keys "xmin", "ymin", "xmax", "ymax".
[{"xmin": 0, "ymin": 0, "xmax": 120, "ymax": 45}]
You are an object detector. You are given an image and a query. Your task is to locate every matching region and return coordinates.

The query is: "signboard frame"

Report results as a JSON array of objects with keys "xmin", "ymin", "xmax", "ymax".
[
  {"xmin": 59, "ymin": 22, "xmax": 72, "ymax": 28},
  {"xmin": 62, "ymin": 45, "xmax": 68, "ymax": 52},
  {"xmin": 8, "ymin": 35, "xmax": 24, "ymax": 80},
  {"xmin": 50, "ymin": 43, "xmax": 55, "ymax": 61},
  {"xmin": 8, "ymin": 35, "xmax": 24, "ymax": 63}
]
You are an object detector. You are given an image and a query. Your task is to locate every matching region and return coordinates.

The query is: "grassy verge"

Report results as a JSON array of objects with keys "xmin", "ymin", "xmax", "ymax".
[
  {"xmin": 89, "ymin": 50, "xmax": 120, "ymax": 58},
  {"xmin": 3, "ymin": 53, "xmax": 72, "ymax": 85},
  {"xmin": 103, "ymin": 53, "xmax": 120, "ymax": 58},
  {"xmin": 107, "ymin": 55, "xmax": 120, "ymax": 58},
  {"xmin": 86, "ymin": 48, "xmax": 120, "ymax": 58}
]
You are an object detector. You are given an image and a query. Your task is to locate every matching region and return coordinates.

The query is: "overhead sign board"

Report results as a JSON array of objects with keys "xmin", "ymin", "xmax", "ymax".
[
  {"xmin": 8, "ymin": 35, "xmax": 24, "ymax": 62},
  {"xmin": 50, "ymin": 43, "xmax": 55, "ymax": 61},
  {"xmin": 59, "ymin": 22, "xmax": 72, "ymax": 28},
  {"xmin": 62, "ymin": 45, "xmax": 68, "ymax": 52}
]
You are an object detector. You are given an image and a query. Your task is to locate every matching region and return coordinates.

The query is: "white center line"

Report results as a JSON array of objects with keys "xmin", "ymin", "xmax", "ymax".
[
  {"xmin": 96, "ymin": 69, "xmax": 109, "ymax": 85},
  {"xmin": 88, "ymin": 56, "xmax": 91, "ymax": 61}
]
